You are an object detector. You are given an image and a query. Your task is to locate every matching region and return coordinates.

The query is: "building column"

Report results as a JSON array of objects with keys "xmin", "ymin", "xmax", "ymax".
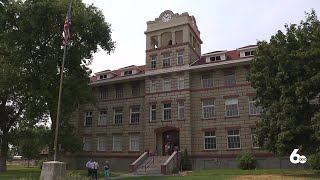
[
  {"xmin": 172, "ymin": 31, "xmax": 176, "ymax": 45},
  {"xmin": 158, "ymin": 35, "xmax": 162, "ymax": 48}
]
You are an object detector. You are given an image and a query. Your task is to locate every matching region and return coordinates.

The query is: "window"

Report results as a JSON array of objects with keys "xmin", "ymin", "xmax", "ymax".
[
  {"xmin": 178, "ymin": 101, "xmax": 185, "ymax": 120},
  {"xmin": 131, "ymin": 84, "xmax": 140, "ymax": 96},
  {"xmin": 227, "ymin": 130, "xmax": 241, "ymax": 149},
  {"xmin": 201, "ymin": 74, "xmax": 213, "ymax": 88},
  {"xmin": 98, "ymin": 111, "xmax": 107, "ymax": 126},
  {"xmin": 163, "ymin": 54, "xmax": 171, "ymax": 67},
  {"xmin": 84, "ymin": 112, "xmax": 93, "ymax": 127},
  {"xmin": 150, "ymin": 104, "xmax": 156, "ymax": 121},
  {"xmin": 163, "ymin": 103, "xmax": 172, "ymax": 120},
  {"xmin": 209, "ymin": 56, "xmax": 221, "ymax": 62},
  {"xmin": 99, "ymin": 74, "xmax": 107, "ymax": 80},
  {"xmin": 100, "ymin": 87, "xmax": 108, "ymax": 100},
  {"xmin": 112, "ymin": 135, "xmax": 122, "ymax": 151},
  {"xmin": 150, "ymin": 80, "xmax": 157, "ymax": 93},
  {"xmin": 83, "ymin": 137, "xmax": 92, "ymax": 151},
  {"xmin": 224, "ymin": 70, "xmax": 236, "ymax": 86},
  {"xmin": 151, "ymin": 56, "xmax": 156, "ymax": 69},
  {"xmin": 163, "ymin": 79, "xmax": 171, "ymax": 91},
  {"xmin": 177, "ymin": 76, "xmax": 185, "ymax": 90},
  {"xmin": 249, "ymin": 97, "xmax": 262, "ymax": 115},
  {"xmin": 130, "ymin": 107, "xmax": 140, "ymax": 124},
  {"xmin": 244, "ymin": 50, "xmax": 255, "ymax": 56},
  {"xmin": 114, "ymin": 109, "xmax": 123, "ymax": 124},
  {"xmin": 204, "ymin": 131, "xmax": 216, "ymax": 150},
  {"xmin": 129, "ymin": 134, "xmax": 140, "ymax": 151},
  {"xmin": 251, "ymin": 128, "xmax": 259, "ymax": 148},
  {"xmin": 202, "ymin": 100, "xmax": 215, "ymax": 119},
  {"xmin": 225, "ymin": 99, "xmax": 239, "ymax": 117},
  {"xmin": 97, "ymin": 137, "xmax": 106, "ymax": 151},
  {"xmin": 116, "ymin": 86, "xmax": 123, "ymax": 98},
  {"xmin": 124, "ymin": 70, "xmax": 133, "ymax": 75},
  {"xmin": 177, "ymin": 51, "xmax": 184, "ymax": 65}
]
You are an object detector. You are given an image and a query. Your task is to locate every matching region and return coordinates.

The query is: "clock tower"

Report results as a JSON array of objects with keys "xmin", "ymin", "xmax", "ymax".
[{"xmin": 144, "ymin": 10, "xmax": 202, "ymax": 72}]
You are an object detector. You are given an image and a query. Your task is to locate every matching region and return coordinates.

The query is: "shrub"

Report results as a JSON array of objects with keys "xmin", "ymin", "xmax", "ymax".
[
  {"xmin": 37, "ymin": 159, "xmax": 47, "ymax": 170},
  {"xmin": 236, "ymin": 153, "xmax": 257, "ymax": 170},
  {"xmin": 308, "ymin": 153, "xmax": 320, "ymax": 170},
  {"xmin": 180, "ymin": 148, "xmax": 192, "ymax": 171}
]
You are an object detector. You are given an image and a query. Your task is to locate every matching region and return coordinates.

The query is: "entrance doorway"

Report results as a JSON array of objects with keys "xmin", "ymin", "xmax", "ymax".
[{"xmin": 162, "ymin": 130, "xmax": 179, "ymax": 155}]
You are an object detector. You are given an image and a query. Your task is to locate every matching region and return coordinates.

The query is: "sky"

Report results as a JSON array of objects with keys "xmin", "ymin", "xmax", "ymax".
[{"xmin": 82, "ymin": 0, "xmax": 320, "ymax": 74}]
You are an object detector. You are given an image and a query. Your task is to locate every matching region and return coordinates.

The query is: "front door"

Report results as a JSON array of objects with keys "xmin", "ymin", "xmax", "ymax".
[{"xmin": 162, "ymin": 130, "xmax": 179, "ymax": 155}]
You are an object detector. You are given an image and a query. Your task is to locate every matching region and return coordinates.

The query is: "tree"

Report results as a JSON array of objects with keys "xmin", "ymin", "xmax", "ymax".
[
  {"xmin": 11, "ymin": 126, "xmax": 50, "ymax": 167},
  {"xmin": 247, "ymin": 10, "xmax": 320, "ymax": 156},
  {"xmin": 0, "ymin": 0, "xmax": 114, "ymax": 171}
]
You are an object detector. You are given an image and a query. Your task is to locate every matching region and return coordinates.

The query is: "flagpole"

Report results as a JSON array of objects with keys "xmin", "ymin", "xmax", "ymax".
[{"xmin": 53, "ymin": 0, "xmax": 72, "ymax": 162}]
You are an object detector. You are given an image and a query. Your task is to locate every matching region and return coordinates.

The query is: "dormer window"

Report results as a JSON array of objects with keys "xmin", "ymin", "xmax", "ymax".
[
  {"xmin": 244, "ymin": 50, "xmax": 255, "ymax": 57},
  {"xmin": 99, "ymin": 74, "xmax": 108, "ymax": 80},
  {"xmin": 124, "ymin": 70, "xmax": 133, "ymax": 76},
  {"xmin": 209, "ymin": 56, "xmax": 221, "ymax": 62}
]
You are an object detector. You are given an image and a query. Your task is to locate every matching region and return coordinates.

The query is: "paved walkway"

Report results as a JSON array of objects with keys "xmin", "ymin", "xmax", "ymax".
[{"xmin": 97, "ymin": 173, "xmax": 165, "ymax": 179}]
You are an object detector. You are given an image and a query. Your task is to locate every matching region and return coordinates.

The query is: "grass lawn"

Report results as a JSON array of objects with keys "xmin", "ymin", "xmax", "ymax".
[{"xmin": 0, "ymin": 165, "xmax": 320, "ymax": 180}]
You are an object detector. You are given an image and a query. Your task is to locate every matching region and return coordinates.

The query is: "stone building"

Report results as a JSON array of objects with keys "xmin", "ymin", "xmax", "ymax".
[{"xmin": 65, "ymin": 10, "xmax": 298, "ymax": 172}]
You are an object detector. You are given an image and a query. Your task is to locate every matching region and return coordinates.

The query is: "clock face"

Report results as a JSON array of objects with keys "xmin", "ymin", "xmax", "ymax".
[{"xmin": 162, "ymin": 14, "xmax": 171, "ymax": 22}]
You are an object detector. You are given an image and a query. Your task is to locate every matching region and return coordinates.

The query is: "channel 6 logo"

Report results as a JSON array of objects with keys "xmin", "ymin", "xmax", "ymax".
[{"xmin": 290, "ymin": 149, "xmax": 307, "ymax": 164}]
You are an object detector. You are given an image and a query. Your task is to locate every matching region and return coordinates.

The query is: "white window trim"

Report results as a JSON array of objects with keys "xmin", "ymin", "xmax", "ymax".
[
  {"xmin": 129, "ymin": 135, "xmax": 140, "ymax": 151},
  {"xmin": 98, "ymin": 111, "xmax": 107, "ymax": 126},
  {"xmin": 163, "ymin": 79, "xmax": 171, "ymax": 91},
  {"xmin": 201, "ymin": 74, "xmax": 214, "ymax": 88},
  {"xmin": 112, "ymin": 135, "xmax": 122, "ymax": 151},
  {"xmin": 177, "ymin": 76, "xmax": 185, "ymax": 90},
  {"xmin": 202, "ymin": 100, "xmax": 215, "ymax": 119},
  {"xmin": 130, "ymin": 107, "xmax": 140, "ymax": 124},
  {"xmin": 251, "ymin": 128, "xmax": 260, "ymax": 149},
  {"xmin": 225, "ymin": 98, "xmax": 239, "ymax": 117},
  {"xmin": 114, "ymin": 109, "xmax": 123, "ymax": 125},
  {"xmin": 227, "ymin": 130, "xmax": 241, "ymax": 149},
  {"xmin": 177, "ymin": 52, "xmax": 184, "ymax": 65},
  {"xmin": 178, "ymin": 101, "xmax": 185, "ymax": 120},
  {"xmin": 163, "ymin": 103, "xmax": 172, "ymax": 121},
  {"xmin": 162, "ymin": 54, "xmax": 171, "ymax": 67},
  {"xmin": 83, "ymin": 137, "xmax": 92, "ymax": 151},
  {"xmin": 248, "ymin": 97, "xmax": 262, "ymax": 115},
  {"xmin": 150, "ymin": 80, "xmax": 157, "ymax": 93},
  {"xmin": 203, "ymin": 132, "xmax": 217, "ymax": 150},
  {"xmin": 150, "ymin": 104, "xmax": 156, "ymax": 121},
  {"xmin": 97, "ymin": 137, "xmax": 106, "ymax": 151},
  {"xmin": 151, "ymin": 56, "xmax": 157, "ymax": 69}
]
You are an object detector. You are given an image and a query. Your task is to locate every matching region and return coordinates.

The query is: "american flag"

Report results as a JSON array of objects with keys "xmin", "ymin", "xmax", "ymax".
[{"xmin": 63, "ymin": 2, "xmax": 72, "ymax": 45}]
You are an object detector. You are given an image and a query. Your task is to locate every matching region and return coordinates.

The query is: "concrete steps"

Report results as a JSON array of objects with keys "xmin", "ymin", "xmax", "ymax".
[{"xmin": 134, "ymin": 156, "xmax": 168, "ymax": 175}]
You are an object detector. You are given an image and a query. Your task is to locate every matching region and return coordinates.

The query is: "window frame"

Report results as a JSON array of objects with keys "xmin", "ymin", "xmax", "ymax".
[
  {"xmin": 177, "ymin": 51, "xmax": 184, "ymax": 65},
  {"xmin": 202, "ymin": 100, "xmax": 215, "ymax": 119},
  {"xmin": 112, "ymin": 135, "xmax": 122, "ymax": 151},
  {"xmin": 115, "ymin": 86, "xmax": 124, "ymax": 98},
  {"xmin": 204, "ymin": 131, "xmax": 217, "ymax": 150},
  {"xmin": 227, "ymin": 129, "xmax": 241, "ymax": 149},
  {"xmin": 129, "ymin": 134, "xmax": 140, "ymax": 151},
  {"xmin": 100, "ymin": 87, "xmax": 108, "ymax": 100},
  {"xmin": 251, "ymin": 128, "xmax": 260, "ymax": 149},
  {"xmin": 150, "ymin": 80, "xmax": 157, "ymax": 93},
  {"xmin": 151, "ymin": 56, "xmax": 157, "ymax": 69},
  {"xmin": 249, "ymin": 97, "xmax": 262, "ymax": 115},
  {"xmin": 178, "ymin": 101, "xmax": 185, "ymax": 120},
  {"xmin": 98, "ymin": 110, "xmax": 107, "ymax": 126},
  {"xmin": 177, "ymin": 76, "xmax": 185, "ymax": 90},
  {"xmin": 97, "ymin": 136, "xmax": 107, "ymax": 151},
  {"xmin": 225, "ymin": 98, "xmax": 239, "ymax": 117},
  {"xmin": 83, "ymin": 137, "xmax": 92, "ymax": 151},
  {"xmin": 130, "ymin": 107, "xmax": 140, "ymax": 124},
  {"xmin": 163, "ymin": 79, "xmax": 171, "ymax": 91},
  {"xmin": 201, "ymin": 74, "xmax": 214, "ymax": 88},
  {"xmin": 84, "ymin": 111, "xmax": 93, "ymax": 127},
  {"xmin": 163, "ymin": 103, "xmax": 172, "ymax": 121},
  {"xmin": 114, "ymin": 108, "xmax": 123, "ymax": 125},
  {"xmin": 150, "ymin": 104, "xmax": 157, "ymax": 121},
  {"xmin": 224, "ymin": 70, "xmax": 236, "ymax": 86},
  {"xmin": 162, "ymin": 54, "xmax": 171, "ymax": 67},
  {"xmin": 131, "ymin": 84, "xmax": 140, "ymax": 96}
]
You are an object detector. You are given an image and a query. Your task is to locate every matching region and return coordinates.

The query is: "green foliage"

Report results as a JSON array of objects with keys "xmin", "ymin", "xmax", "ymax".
[
  {"xmin": 171, "ymin": 167, "xmax": 179, "ymax": 174},
  {"xmin": 308, "ymin": 153, "xmax": 320, "ymax": 170},
  {"xmin": 0, "ymin": 0, "xmax": 115, "ymax": 171},
  {"xmin": 57, "ymin": 172, "xmax": 90, "ymax": 180},
  {"xmin": 16, "ymin": 177, "xmax": 35, "ymax": 180},
  {"xmin": 236, "ymin": 153, "xmax": 257, "ymax": 170},
  {"xmin": 247, "ymin": 10, "xmax": 320, "ymax": 155},
  {"xmin": 180, "ymin": 148, "xmax": 192, "ymax": 171}
]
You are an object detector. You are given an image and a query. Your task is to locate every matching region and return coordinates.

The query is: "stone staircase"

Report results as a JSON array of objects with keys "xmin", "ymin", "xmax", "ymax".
[{"xmin": 134, "ymin": 156, "xmax": 168, "ymax": 175}]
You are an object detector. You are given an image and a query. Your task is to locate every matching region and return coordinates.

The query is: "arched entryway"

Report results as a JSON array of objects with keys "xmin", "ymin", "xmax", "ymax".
[{"xmin": 154, "ymin": 126, "xmax": 179, "ymax": 156}]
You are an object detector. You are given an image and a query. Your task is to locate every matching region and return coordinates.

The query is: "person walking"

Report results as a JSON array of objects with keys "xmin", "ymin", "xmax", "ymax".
[
  {"xmin": 104, "ymin": 161, "xmax": 110, "ymax": 179},
  {"xmin": 92, "ymin": 160, "xmax": 99, "ymax": 180},
  {"xmin": 86, "ymin": 159, "xmax": 93, "ymax": 178}
]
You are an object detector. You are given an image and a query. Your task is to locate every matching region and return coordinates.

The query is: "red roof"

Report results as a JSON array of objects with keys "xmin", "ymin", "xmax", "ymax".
[
  {"xmin": 191, "ymin": 50, "xmax": 241, "ymax": 66},
  {"xmin": 237, "ymin": 44, "xmax": 257, "ymax": 49}
]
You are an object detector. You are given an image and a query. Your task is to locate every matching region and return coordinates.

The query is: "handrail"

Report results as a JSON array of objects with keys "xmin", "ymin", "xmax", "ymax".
[{"xmin": 144, "ymin": 155, "xmax": 158, "ymax": 172}]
